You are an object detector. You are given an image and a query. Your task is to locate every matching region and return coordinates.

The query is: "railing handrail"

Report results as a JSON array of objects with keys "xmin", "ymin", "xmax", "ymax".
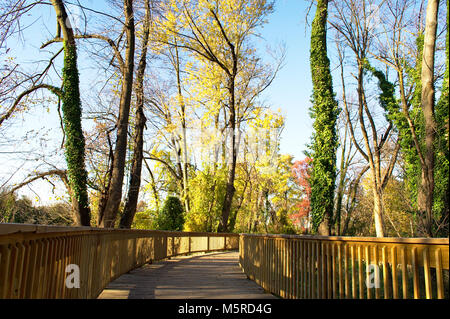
[
  {"xmin": 240, "ymin": 233, "xmax": 450, "ymax": 245},
  {"xmin": 0, "ymin": 223, "xmax": 238, "ymax": 237}
]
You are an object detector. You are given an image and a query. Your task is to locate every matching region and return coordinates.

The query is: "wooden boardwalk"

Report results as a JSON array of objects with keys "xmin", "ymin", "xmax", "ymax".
[{"xmin": 98, "ymin": 251, "xmax": 277, "ymax": 299}]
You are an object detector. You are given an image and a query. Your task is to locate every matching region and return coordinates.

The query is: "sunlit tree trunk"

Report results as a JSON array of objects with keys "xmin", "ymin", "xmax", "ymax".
[
  {"xmin": 120, "ymin": 0, "xmax": 151, "ymax": 229},
  {"xmin": 99, "ymin": 0, "xmax": 135, "ymax": 228},
  {"xmin": 372, "ymin": 187, "xmax": 385, "ymax": 237},
  {"xmin": 418, "ymin": 0, "xmax": 439, "ymax": 237}
]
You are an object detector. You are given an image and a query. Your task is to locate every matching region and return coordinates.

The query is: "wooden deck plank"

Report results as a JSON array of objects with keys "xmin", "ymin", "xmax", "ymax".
[{"xmin": 98, "ymin": 251, "xmax": 276, "ymax": 299}]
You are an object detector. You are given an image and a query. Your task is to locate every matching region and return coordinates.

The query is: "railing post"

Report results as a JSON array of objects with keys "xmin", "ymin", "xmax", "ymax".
[
  {"xmin": 344, "ymin": 244, "xmax": 349, "ymax": 299},
  {"xmin": 350, "ymin": 245, "xmax": 356, "ymax": 299},
  {"xmin": 400, "ymin": 246, "xmax": 408, "ymax": 299},
  {"xmin": 382, "ymin": 246, "xmax": 390, "ymax": 299},
  {"xmin": 189, "ymin": 235, "xmax": 191, "ymax": 254},
  {"xmin": 391, "ymin": 246, "xmax": 398, "ymax": 299},
  {"xmin": 435, "ymin": 248, "xmax": 444, "ymax": 299},
  {"xmin": 411, "ymin": 247, "xmax": 420, "ymax": 299}
]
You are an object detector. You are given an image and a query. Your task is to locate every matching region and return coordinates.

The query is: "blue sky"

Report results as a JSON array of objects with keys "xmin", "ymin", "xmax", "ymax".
[{"xmin": 259, "ymin": 0, "xmax": 313, "ymax": 161}]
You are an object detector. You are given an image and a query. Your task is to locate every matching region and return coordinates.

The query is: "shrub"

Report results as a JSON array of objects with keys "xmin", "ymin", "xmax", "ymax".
[{"xmin": 155, "ymin": 196, "xmax": 184, "ymax": 231}]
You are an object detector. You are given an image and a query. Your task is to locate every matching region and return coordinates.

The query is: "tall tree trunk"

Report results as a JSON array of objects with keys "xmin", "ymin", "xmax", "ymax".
[
  {"xmin": 435, "ymin": 0, "xmax": 449, "ymax": 236},
  {"xmin": 355, "ymin": 63, "xmax": 386, "ymax": 238},
  {"xmin": 173, "ymin": 41, "xmax": 190, "ymax": 214},
  {"xmin": 219, "ymin": 73, "xmax": 237, "ymax": 233},
  {"xmin": 119, "ymin": 0, "xmax": 151, "ymax": 229},
  {"xmin": 51, "ymin": 0, "xmax": 91, "ymax": 226},
  {"xmin": 99, "ymin": 0, "xmax": 135, "ymax": 228},
  {"xmin": 419, "ymin": 0, "xmax": 439, "ymax": 237}
]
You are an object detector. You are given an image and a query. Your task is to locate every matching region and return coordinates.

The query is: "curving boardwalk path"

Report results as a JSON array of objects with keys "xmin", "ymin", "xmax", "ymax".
[{"xmin": 98, "ymin": 251, "xmax": 276, "ymax": 299}]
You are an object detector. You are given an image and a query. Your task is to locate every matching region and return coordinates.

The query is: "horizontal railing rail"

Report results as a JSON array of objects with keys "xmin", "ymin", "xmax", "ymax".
[
  {"xmin": 0, "ymin": 223, "xmax": 239, "ymax": 299},
  {"xmin": 239, "ymin": 233, "xmax": 449, "ymax": 299}
]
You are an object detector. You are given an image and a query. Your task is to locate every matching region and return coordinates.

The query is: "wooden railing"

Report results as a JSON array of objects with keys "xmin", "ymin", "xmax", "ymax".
[
  {"xmin": 239, "ymin": 234, "xmax": 449, "ymax": 299},
  {"xmin": 0, "ymin": 224, "xmax": 239, "ymax": 299}
]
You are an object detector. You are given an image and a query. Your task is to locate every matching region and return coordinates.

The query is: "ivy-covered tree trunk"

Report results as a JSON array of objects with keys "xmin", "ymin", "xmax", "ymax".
[
  {"xmin": 308, "ymin": 0, "xmax": 339, "ymax": 235},
  {"xmin": 51, "ymin": 0, "xmax": 90, "ymax": 226},
  {"xmin": 397, "ymin": 32, "xmax": 424, "ymax": 231}
]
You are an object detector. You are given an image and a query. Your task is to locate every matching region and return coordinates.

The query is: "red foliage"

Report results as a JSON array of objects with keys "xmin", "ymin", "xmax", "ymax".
[{"xmin": 290, "ymin": 158, "xmax": 312, "ymax": 228}]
